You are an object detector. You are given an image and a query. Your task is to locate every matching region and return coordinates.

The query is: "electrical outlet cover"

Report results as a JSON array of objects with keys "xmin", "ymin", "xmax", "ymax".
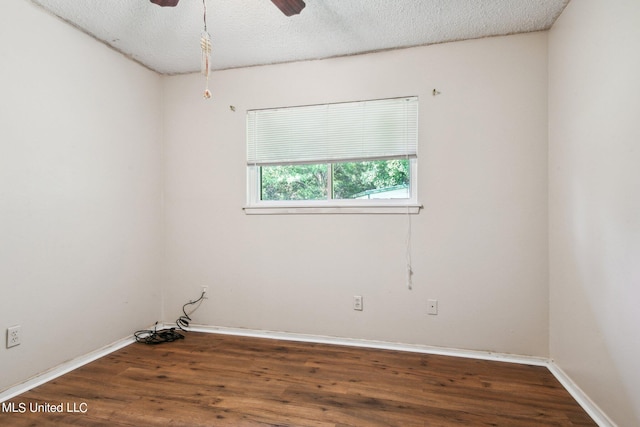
[
  {"xmin": 7, "ymin": 325, "xmax": 21, "ymax": 348},
  {"xmin": 427, "ymin": 299, "xmax": 438, "ymax": 315}
]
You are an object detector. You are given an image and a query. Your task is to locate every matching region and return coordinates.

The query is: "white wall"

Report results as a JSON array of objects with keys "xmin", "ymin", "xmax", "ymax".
[
  {"xmin": 548, "ymin": 1, "xmax": 640, "ymax": 425},
  {"xmin": 163, "ymin": 32, "xmax": 549, "ymax": 356},
  {"xmin": 0, "ymin": 1, "xmax": 162, "ymax": 391}
]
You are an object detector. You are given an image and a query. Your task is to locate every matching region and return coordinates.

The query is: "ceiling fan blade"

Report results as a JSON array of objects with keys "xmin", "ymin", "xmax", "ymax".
[
  {"xmin": 270, "ymin": 0, "xmax": 306, "ymax": 16},
  {"xmin": 150, "ymin": 0, "xmax": 180, "ymax": 7}
]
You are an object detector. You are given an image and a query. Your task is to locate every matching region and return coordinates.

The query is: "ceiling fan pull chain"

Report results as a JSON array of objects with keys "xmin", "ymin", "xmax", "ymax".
[
  {"xmin": 200, "ymin": 32, "xmax": 212, "ymax": 78},
  {"xmin": 201, "ymin": 0, "xmax": 212, "ymax": 99}
]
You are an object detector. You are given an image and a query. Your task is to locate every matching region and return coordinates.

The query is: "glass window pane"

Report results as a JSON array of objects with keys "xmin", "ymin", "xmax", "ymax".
[
  {"xmin": 261, "ymin": 164, "xmax": 328, "ymax": 201},
  {"xmin": 332, "ymin": 159, "xmax": 410, "ymax": 200}
]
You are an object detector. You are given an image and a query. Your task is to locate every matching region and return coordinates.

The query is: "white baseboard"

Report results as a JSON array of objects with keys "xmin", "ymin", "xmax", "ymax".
[
  {"xmin": 547, "ymin": 361, "xmax": 617, "ymax": 427},
  {"xmin": 0, "ymin": 335, "xmax": 135, "ymax": 403},
  {"xmin": 1, "ymin": 323, "xmax": 615, "ymax": 427},
  {"xmin": 169, "ymin": 323, "xmax": 550, "ymax": 366}
]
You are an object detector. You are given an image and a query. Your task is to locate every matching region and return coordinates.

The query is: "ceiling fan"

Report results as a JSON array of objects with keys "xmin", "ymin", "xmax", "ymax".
[{"xmin": 149, "ymin": 0, "xmax": 306, "ymax": 16}]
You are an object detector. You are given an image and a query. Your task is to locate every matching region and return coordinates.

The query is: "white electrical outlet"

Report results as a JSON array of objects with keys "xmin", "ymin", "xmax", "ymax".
[
  {"xmin": 201, "ymin": 286, "xmax": 208, "ymax": 297},
  {"xmin": 427, "ymin": 299, "xmax": 438, "ymax": 315},
  {"xmin": 353, "ymin": 295, "xmax": 363, "ymax": 311},
  {"xmin": 7, "ymin": 325, "xmax": 21, "ymax": 348}
]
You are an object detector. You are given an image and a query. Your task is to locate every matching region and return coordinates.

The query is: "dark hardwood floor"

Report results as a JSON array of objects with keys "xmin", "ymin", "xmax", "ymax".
[{"xmin": 0, "ymin": 332, "xmax": 596, "ymax": 426}]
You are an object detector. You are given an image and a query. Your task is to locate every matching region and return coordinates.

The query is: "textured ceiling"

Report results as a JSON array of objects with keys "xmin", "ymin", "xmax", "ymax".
[{"xmin": 30, "ymin": 0, "xmax": 569, "ymax": 75}]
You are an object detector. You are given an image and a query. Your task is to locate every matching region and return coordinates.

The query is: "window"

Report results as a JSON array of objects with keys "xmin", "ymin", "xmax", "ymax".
[{"xmin": 245, "ymin": 97, "xmax": 420, "ymax": 214}]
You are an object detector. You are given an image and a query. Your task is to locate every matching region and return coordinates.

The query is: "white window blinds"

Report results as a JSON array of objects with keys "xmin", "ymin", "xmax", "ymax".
[{"xmin": 247, "ymin": 96, "xmax": 418, "ymax": 166}]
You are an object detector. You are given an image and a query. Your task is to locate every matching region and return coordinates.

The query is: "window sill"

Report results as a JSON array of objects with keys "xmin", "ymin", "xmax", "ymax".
[{"xmin": 243, "ymin": 204, "xmax": 422, "ymax": 215}]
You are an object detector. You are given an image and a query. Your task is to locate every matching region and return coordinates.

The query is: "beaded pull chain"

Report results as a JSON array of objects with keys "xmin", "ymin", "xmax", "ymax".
[{"xmin": 201, "ymin": 0, "xmax": 212, "ymax": 99}]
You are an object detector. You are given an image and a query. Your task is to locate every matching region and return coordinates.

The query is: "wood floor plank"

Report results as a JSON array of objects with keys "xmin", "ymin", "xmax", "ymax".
[{"xmin": 0, "ymin": 332, "xmax": 596, "ymax": 426}]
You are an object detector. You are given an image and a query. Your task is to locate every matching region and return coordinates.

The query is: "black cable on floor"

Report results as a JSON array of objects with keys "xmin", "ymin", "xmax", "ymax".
[
  {"xmin": 134, "ymin": 291, "xmax": 206, "ymax": 345},
  {"xmin": 134, "ymin": 322, "xmax": 184, "ymax": 345}
]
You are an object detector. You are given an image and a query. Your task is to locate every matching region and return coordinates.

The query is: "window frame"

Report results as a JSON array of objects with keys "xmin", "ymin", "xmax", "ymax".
[
  {"xmin": 245, "ymin": 159, "xmax": 420, "ymax": 215},
  {"xmin": 244, "ymin": 97, "xmax": 422, "ymax": 215}
]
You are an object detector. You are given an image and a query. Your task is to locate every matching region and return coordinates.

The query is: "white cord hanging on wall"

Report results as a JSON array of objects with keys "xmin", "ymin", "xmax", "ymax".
[
  {"xmin": 406, "ymin": 205, "xmax": 413, "ymax": 290},
  {"xmin": 201, "ymin": 0, "xmax": 212, "ymax": 99},
  {"xmin": 405, "ymin": 98, "xmax": 414, "ymax": 290}
]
